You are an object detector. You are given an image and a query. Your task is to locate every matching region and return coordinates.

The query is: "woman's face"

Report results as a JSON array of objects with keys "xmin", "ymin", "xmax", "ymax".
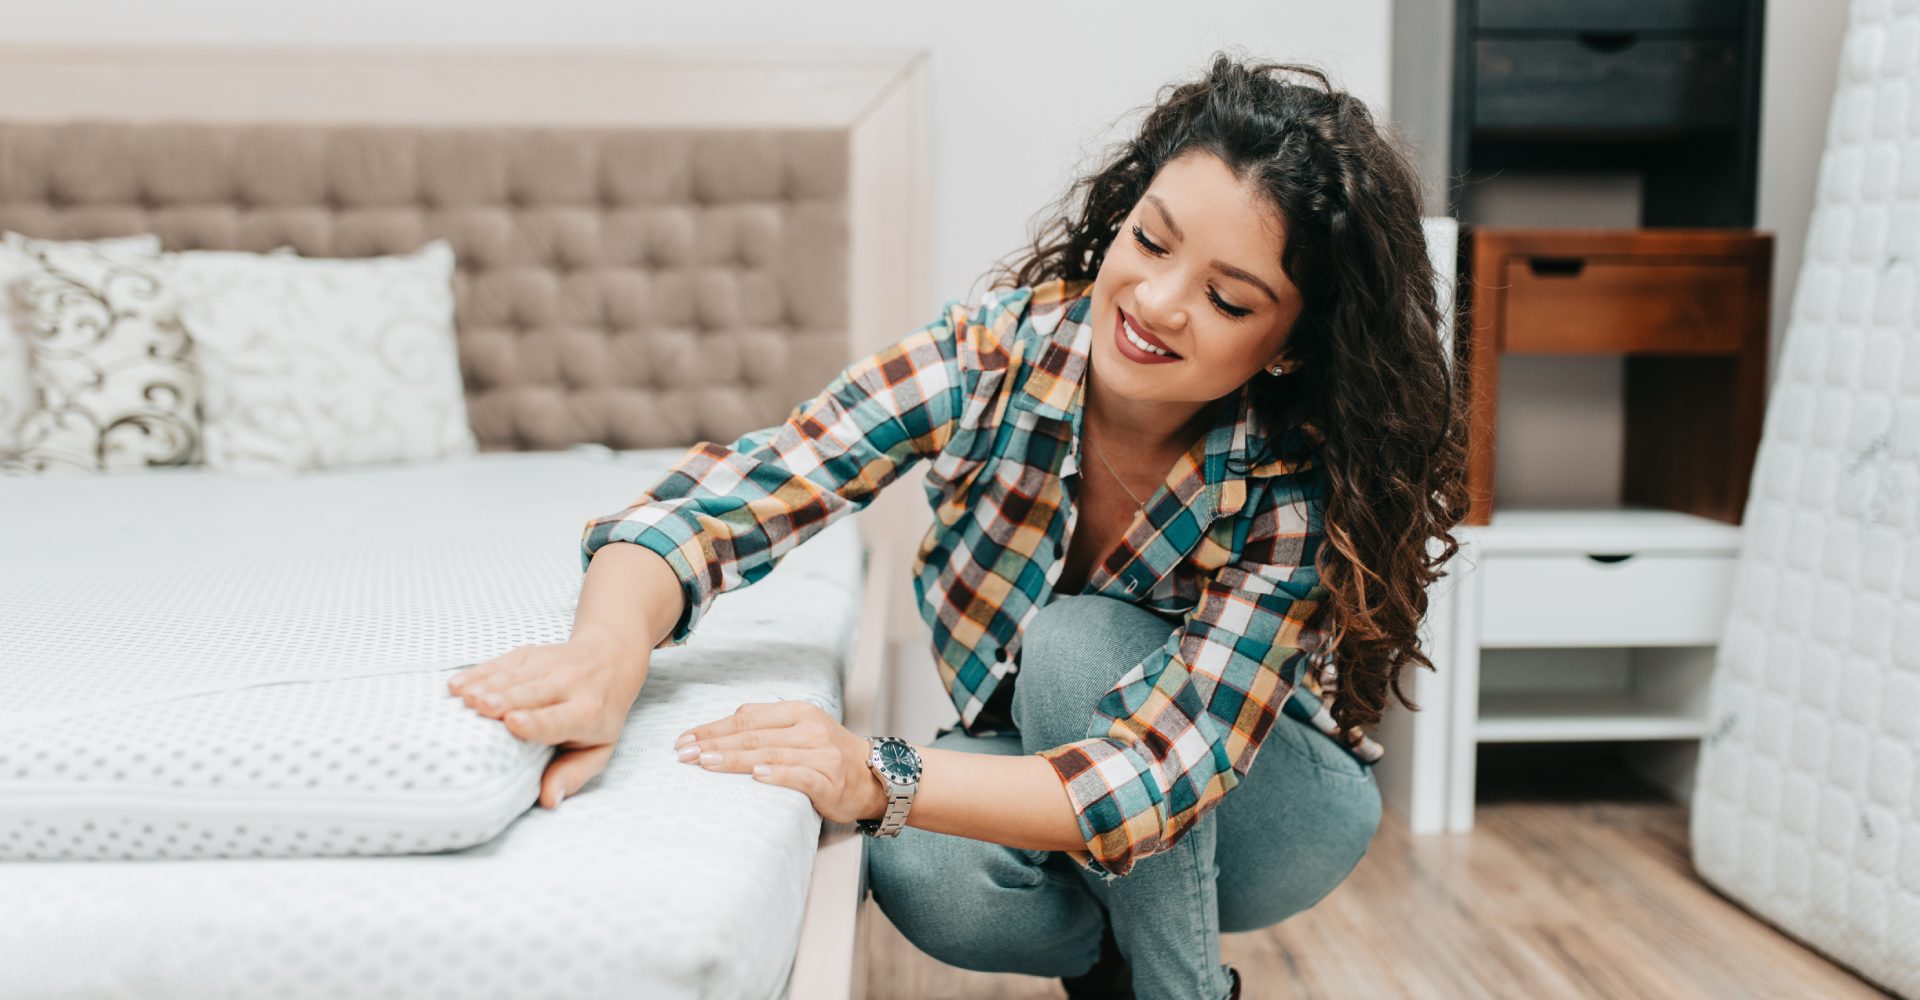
[{"xmin": 1088, "ymin": 149, "xmax": 1304, "ymax": 409}]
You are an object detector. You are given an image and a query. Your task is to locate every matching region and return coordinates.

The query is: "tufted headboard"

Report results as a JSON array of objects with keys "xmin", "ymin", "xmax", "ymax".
[
  {"xmin": 0, "ymin": 44, "xmax": 928, "ymax": 458},
  {"xmin": 0, "ymin": 122, "xmax": 849, "ymax": 452}
]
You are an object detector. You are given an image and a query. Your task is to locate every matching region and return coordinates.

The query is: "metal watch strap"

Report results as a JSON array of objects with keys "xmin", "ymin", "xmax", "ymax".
[{"xmin": 859, "ymin": 787, "xmax": 915, "ymax": 838}]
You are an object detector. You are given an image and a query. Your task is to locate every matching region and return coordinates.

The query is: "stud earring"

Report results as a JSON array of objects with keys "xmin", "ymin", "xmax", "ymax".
[{"xmin": 1268, "ymin": 363, "xmax": 1288, "ymax": 376}]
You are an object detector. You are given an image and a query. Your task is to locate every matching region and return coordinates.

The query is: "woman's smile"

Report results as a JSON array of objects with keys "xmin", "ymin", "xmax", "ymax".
[{"xmin": 1114, "ymin": 307, "xmax": 1183, "ymax": 364}]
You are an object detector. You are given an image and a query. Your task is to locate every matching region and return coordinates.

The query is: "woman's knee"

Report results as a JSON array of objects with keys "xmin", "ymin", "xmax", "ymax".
[
  {"xmin": 866, "ymin": 831, "xmax": 1105, "ymax": 976},
  {"xmin": 1013, "ymin": 595, "xmax": 1176, "ymax": 749},
  {"xmin": 1215, "ymin": 771, "xmax": 1381, "ymax": 933}
]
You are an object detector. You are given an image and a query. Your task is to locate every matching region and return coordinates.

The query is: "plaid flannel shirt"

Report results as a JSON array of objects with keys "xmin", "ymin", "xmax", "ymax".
[{"xmin": 580, "ymin": 277, "xmax": 1383, "ymax": 880}]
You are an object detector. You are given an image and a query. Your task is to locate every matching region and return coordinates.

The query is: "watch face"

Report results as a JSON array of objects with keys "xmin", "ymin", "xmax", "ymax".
[{"xmin": 876, "ymin": 740, "xmax": 920, "ymax": 783}]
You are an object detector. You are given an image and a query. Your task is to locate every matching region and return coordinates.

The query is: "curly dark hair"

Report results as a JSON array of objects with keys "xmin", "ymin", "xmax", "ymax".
[{"xmin": 986, "ymin": 52, "xmax": 1472, "ymax": 735}]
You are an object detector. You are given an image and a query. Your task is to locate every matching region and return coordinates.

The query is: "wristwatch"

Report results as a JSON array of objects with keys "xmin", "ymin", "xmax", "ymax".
[{"xmin": 857, "ymin": 736, "xmax": 923, "ymax": 838}]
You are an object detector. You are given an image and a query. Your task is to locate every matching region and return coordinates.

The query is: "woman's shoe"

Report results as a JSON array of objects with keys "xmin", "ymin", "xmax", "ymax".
[
  {"xmin": 1060, "ymin": 922, "xmax": 1132, "ymax": 999},
  {"xmin": 1059, "ymin": 928, "xmax": 1240, "ymax": 1000}
]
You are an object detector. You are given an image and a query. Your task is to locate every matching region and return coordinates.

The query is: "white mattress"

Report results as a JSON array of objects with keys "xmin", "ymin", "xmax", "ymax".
[
  {"xmin": 1690, "ymin": 3, "xmax": 1920, "ymax": 996},
  {"xmin": 0, "ymin": 446, "xmax": 864, "ymax": 999}
]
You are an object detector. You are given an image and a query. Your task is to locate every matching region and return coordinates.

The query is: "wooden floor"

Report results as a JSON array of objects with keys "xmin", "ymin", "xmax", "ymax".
[{"xmin": 866, "ymin": 752, "xmax": 1890, "ymax": 999}]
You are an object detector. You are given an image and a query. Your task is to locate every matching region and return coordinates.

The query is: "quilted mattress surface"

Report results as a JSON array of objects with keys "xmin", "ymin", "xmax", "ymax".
[
  {"xmin": 1690, "ymin": 2, "xmax": 1920, "ymax": 995},
  {"xmin": 0, "ymin": 446, "xmax": 863, "ymax": 999}
]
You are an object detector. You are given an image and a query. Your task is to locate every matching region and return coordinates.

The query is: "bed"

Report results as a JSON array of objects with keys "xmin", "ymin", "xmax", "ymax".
[{"xmin": 0, "ymin": 43, "xmax": 934, "ymax": 999}]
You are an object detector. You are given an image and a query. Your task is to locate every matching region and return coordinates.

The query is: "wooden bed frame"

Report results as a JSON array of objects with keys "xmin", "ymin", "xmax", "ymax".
[{"xmin": 0, "ymin": 43, "xmax": 936, "ymax": 999}]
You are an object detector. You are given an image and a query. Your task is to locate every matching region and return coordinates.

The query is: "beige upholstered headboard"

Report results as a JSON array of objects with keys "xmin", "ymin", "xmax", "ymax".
[
  {"xmin": 0, "ymin": 121, "xmax": 850, "ymax": 452},
  {"xmin": 0, "ymin": 44, "xmax": 927, "ymax": 460}
]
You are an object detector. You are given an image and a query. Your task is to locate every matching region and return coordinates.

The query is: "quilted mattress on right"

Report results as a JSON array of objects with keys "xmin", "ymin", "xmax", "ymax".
[{"xmin": 1690, "ymin": 3, "xmax": 1920, "ymax": 996}]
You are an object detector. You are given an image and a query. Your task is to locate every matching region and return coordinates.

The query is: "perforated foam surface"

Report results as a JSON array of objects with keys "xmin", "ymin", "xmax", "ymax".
[
  {"xmin": 0, "ymin": 446, "xmax": 864, "ymax": 999},
  {"xmin": 1690, "ymin": 3, "xmax": 1920, "ymax": 995}
]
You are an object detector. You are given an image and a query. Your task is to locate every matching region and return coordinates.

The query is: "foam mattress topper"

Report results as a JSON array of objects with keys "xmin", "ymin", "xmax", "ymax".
[{"xmin": 0, "ymin": 446, "xmax": 864, "ymax": 862}]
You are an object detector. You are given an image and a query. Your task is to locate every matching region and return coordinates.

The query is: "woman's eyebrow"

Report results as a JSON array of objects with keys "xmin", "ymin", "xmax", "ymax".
[{"xmin": 1143, "ymin": 193, "xmax": 1280, "ymax": 305}]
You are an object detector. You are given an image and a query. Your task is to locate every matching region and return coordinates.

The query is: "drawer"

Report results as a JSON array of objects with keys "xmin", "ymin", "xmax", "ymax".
[
  {"xmin": 1474, "ymin": 37, "xmax": 1743, "ymax": 132},
  {"xmin": 1476, "ymin": 0, "xmax": 1745, "ymax": 33},
  {"xmin": 1499, "ymin": 254, "xmax": 1751, "ymax": 354},
  {"xmin": 1479, "ymin": 550, "xmax": 1736, "ymax": 647}
]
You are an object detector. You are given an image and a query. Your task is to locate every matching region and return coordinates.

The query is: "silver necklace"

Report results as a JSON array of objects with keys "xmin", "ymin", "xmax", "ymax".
[{"xmin": 1086, "ymin": 427, "xmax": 1147, "ymax": 508}]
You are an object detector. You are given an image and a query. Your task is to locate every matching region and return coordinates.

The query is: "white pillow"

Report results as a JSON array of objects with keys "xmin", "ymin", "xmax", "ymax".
[
  {"xmin": 0, "ymin": 233, "xmax": 166, "ymax": 454},
  {"xmin": 166, "ymin": 239, "xmax": 477, "ymax": 474},
  {"xmin": 1, "ymin": 233, "xmax": 200, "ymax": 474}
]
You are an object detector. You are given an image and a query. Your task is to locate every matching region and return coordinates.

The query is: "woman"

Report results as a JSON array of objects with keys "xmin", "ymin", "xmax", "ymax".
[{"xmin": 448, "ymin": 53, "xmax": 1469, "ymax": 1000}]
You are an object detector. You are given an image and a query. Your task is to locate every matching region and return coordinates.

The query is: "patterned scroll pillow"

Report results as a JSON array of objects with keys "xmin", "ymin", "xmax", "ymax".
[
  {"xmin": 1, "ymin": 233, "xmax": 200, "ymax": 474},
  {"xmin": 165, "ymin": 239, "xmax": 477, "ymax": 474},
  {"xmin": 0, "ymin": 233, "xmax": 164, "ymax": 456}
]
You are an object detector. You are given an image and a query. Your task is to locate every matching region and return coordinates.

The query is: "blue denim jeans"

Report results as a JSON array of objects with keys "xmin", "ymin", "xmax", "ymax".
[{"xmin": 865, "ymin": 595, "xmax": 1382, "ymax": 1000}]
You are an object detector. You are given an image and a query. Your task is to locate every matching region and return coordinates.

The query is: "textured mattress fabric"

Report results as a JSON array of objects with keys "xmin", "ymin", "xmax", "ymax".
[
  {"xmin": 1690, "ymin": 4, "xmax": 1920, "ymax": 996},
  {"xmin": 0, "ymin": 446, "xmax": 863, "ymax": 999}
]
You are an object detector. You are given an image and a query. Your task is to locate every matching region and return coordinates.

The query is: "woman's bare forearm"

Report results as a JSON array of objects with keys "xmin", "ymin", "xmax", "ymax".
[
  {"xmin": 905, "ymin": 747, "xmax": 1089, "ymax": 852},
  {"xmin": 571, "ymin": 542, "xmax": 689, "ymax": 653}
]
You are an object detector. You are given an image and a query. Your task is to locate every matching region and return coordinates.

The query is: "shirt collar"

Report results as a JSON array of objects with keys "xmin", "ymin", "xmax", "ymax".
[
  {"xmin": 1005, "ymin": 279, "xmax": 1089, "ymax": 422},
  {"xmin": 1009, "ymin": 279, "xmax": 1319, "ymax": 516}
]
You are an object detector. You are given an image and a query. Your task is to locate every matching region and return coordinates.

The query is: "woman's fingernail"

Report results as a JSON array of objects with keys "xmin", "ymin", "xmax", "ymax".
[
  {"xmin": 699, "ymin": 751, "xmax": 721, "ymax": 767},
  {"xmin": 674, "ymin": 732, "xmax": 696, "ymax": 748},
  {"xmin": 676, "ymin": 745, "xmax": 700, "ymax": 763},
  {"xmin": 752, "ymin": 765, "xmax": 770, "ymax": 778}
]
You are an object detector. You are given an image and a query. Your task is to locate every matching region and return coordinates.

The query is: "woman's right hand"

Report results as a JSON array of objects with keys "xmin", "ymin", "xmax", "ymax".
[{"xmin": 447, "ymin": 630, "xmax": 651, "ymax": 809}]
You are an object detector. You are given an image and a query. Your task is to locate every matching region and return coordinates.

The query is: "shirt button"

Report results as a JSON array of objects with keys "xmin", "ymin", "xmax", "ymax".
[{"xmin": 994, "ymin": 646, "xmax": 1009, "ymax": 662}]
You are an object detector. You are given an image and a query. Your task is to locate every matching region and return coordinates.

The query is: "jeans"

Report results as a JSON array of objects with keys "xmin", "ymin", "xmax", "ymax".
[{"xmin": 865, "ymin": 595, "xmax": 1382, "ymax": 1000}]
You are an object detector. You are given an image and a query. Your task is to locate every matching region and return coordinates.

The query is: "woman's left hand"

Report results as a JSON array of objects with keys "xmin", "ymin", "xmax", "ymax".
[{"xmin": 675, "ymin": 700, "xmax": 887, "ymax": 825}]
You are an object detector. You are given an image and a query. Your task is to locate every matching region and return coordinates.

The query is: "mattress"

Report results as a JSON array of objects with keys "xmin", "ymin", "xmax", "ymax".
[
  {"xmin": 0, "ymin": 446, "xmax": 864, "ymax": 999},
  {"xmin": 1689, "ymin": 3, "xmax": 1920, "ymax": 996}
]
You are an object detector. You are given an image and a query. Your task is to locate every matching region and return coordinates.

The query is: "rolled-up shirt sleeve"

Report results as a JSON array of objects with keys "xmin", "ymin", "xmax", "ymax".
[
  {"xmin": 1034, "ymin": 462, "xmax": 1375, "ymax": 880},
  {"xmin": 578, "ymin": 292, "xmax": 1011, "ymax": 646}
]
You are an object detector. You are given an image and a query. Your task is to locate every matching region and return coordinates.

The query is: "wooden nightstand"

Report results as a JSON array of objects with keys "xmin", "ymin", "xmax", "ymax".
[{"xmin": 1461, "ymin": 226, "xmax": 1774, "ymax": 526}]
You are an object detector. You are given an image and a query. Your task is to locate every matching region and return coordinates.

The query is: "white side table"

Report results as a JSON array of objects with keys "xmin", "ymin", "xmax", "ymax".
[{"xmin": 1374, "ymin": 505, "xmax": 1743, "ymax": 833}]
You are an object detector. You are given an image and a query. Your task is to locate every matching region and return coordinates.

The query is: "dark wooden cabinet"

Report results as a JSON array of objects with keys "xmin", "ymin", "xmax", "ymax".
[
  {"xmin": 1473, "ymin": 0, "xmax": 1746, "ymax": 33},
  {"xmin": 1474, "ymin": 37, "xmax": 1744, "ymax": 132},
  {"xmin": 1449, "ymin": 0, "xmax": 1767, "ymax": 228}
]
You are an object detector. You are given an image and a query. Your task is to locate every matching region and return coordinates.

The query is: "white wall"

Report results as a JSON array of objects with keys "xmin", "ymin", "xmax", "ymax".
[
  {"xmin": 0, "ymin": 0, "xmax": 1393, "ymax": 322},
  {"xmin": 1758, "ymin": 0, "xmax": 1851, "ymax": 369}
]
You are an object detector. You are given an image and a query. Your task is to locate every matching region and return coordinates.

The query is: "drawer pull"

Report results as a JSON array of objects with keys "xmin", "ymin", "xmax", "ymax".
[
  {"xmin": 1526, "ymin": 256, "xmax": 1587, "ymax": 278},
  {"xmin": 1586, "ymin": 553, "xmax": 1635, "ymax": 564},
  {"xmin": 1576, "ymin": 32, "xmax": 1639, "ymax": 54}
]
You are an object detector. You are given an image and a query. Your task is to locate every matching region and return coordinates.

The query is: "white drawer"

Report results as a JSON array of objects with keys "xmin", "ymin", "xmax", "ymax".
[{"xmin": 1478, "ymin": 550, "xmax": 1737, "ymax": 647}]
